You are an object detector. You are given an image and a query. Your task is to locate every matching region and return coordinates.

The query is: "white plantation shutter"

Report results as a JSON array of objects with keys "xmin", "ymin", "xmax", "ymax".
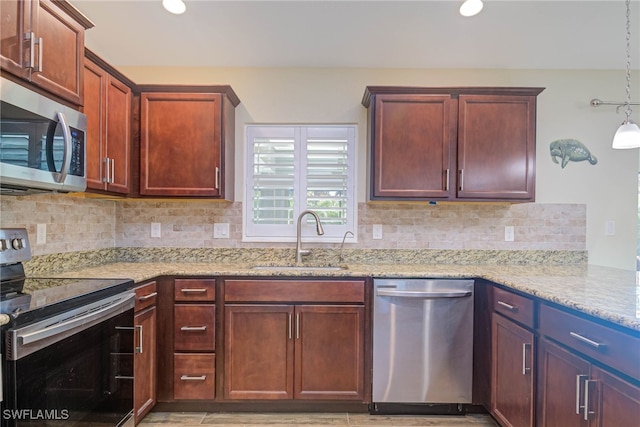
[{"xmin": 245, "ymin": 125, "xmax": 356, "ymax": 241}]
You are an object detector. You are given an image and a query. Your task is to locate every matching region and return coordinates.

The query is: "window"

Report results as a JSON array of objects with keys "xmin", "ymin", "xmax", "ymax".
[{"xmin": 244, "ymin": 124, "xmax": 357, "ymax": 242}]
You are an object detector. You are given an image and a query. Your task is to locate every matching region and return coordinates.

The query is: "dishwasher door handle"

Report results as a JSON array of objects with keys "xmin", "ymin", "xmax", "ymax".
[{"xmin": 376, "ymin": 289, "xmax": 472, "ymax": 298}]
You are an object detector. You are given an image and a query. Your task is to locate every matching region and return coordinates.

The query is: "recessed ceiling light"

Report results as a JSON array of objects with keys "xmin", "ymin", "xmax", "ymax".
[
  {"xmin": 460, "ymin": 0, "xmax": 484, "ymax": 17},
  {"xmin": 162, "ymin": 0, "xmax": 186, "ymax": 15}
]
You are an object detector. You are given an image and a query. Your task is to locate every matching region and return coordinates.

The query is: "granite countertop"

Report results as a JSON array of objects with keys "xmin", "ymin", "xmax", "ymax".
[{"xmin": 39, "ymin": 261, "xmax": 640, "ymax": 333}]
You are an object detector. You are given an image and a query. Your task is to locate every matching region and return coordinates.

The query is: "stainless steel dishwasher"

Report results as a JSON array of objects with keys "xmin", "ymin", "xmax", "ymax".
[{"xmin": 372, "ymin": 278, "xmax": 474, "ymax": 414}]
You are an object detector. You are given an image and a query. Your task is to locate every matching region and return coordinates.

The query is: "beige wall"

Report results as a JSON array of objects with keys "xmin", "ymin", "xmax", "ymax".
[{"xmin": 1, "ymin": 67, "xmax": 637, "ymax": 268}]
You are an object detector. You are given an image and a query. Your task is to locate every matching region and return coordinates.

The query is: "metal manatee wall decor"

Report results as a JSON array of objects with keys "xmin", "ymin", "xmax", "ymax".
[{"xmin": 549, "ymin": 139, "xmax": 598, "ymax": 168}]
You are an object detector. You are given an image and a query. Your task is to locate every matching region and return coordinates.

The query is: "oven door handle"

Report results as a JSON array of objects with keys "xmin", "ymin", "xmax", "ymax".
[{"xmin": 18, "ymin": 293, "xmax": 135, "ymax": 346}]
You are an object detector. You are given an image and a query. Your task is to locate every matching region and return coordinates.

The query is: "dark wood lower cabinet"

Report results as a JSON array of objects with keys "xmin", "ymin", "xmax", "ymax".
[
  {"xmin": 134, "ymin": 305, "xmax": 156, "ymax": 424},
  {"xmin": 174, "ymin": 353, "xmax": 216, "ymax": 400},
  {"xmin": 537, "ymin": 338, "xmax": 640, "ymax": 427},
  {"xmin": 224, "ymin": 304, "xmax": 365, "ymax": 401},
  {"xmin": 491, "ymin": 313, "xmax": 534, "ymax": 427}
]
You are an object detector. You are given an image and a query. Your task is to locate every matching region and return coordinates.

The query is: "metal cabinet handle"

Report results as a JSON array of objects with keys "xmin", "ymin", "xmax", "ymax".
[
  {"xmin": 135, "ymin": 324, "xmax": 143, "ymax": 353},
  {"xmin": 138, "ymin": 292, "xmax": 157, "ymax": 301},
  {"xmin": 570, "ymin": 332, "xmax": 606, "ymax": 349},
  {"xmin": 459, "ymin": 169, "xmax": 464, "ymax": 191},
  {"xmin": 445, "ymin": 169, "xmax": 450, "ymax": 192},
  {"xmin": 35, "ymin": 37, "xmax": 43, "ymax": 72},
  {"xmin": 180, "ymin": 375, "xmax": 206, "ymax": 381},
  {"xmin": 584, "ymin": 379, "xmax": 596, "ymax": 420},
  {"xmin": 103, "ymin": 158, "xmax": 110, "ymax": 183},
  {"xmin": 288, "ymin": 313, "xmax": 292, "ymax": 340},
  {"xmin": 521, "ymin": 342, "xmax": 531, "ymax": 375},
  {"xmin": 497, "ymin": 300, "xmax": 518, "ymax": 312},
  {"xmin": 110, "ymin": 158, "xmax": 115, "ymax": 184},
  {"xmin": 296, "ymin": 313, "xmax": 300, "ymax": 340},
  {"xmin": 25, "ymin": 32, "xmax": 35, "ymax": 69},
  {"xmin": 180, "ymin": 326, "xmax": 207, "ymax": 331},
  {"xmin": 180, "ymin": 288, "xmax": 207, "ymax": 293},
  {"xmin": 115, "ymin": 375, "xmax": 134, "ymax": 380},
  {"xmin": 215, "ymin": 167, "xmax": 220, "ymax": 190},
  {"xmin": 575, "ymin": 374, "xmax": 588, "ymax": 415}
]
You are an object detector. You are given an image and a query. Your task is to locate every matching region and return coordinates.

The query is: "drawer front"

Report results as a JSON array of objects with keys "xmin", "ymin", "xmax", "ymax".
[
  {"xmin": 224, "ymin": 279, "xmax": 365, "ymax": 303},
  {"xmin": 135, "ymin": 281, "xmax": 158, "ymax": 312},
  {"xmin": 493, "ymin": 286, "xmax": 535, "ymax": 328},
  {"xmin": 539, "ymin": 304, "xmax": 640, "ymax": 380},
  {"xmin": 174, "ymin": 353, "xmax": 215, "ymax": 400},
  {"xmin": 175, "ymin": 279, "xmax": 216, "ymax": 302},
  {"xmin": 174, "ymin": 304, "xmax": 215, "ymax": 351}
]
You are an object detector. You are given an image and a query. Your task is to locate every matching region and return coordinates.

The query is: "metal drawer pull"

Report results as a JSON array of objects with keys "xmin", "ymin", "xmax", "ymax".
[
  {"xmin": 497, "ymin": 300, "xmax": 518, "ymax": 312},
  {"xmin": 521, "ymin": 343, "xmax": 531, "ymax": 375},
  {"xmin": 181, "ymin": 375, "xmax": 206, "ymax": 381},
  {"xmin": 180, "ymin": 326, "xmax": 207, "ymax": 331},
  {"xmin": 288, "ymin": 313, "xmax": 292, "ymax": 340},
  {"xmin": 445, "ymin": 169, "xmax": 450, "ymax": 192},
  {"xmin": 115, "ymin": 375, "xmax": 134, "ymax": 380},
  {"xmin": 575, "ymin": 374, "xmax": 587, "ymax": 415},
  {"xmin": 180, "ymin": 288, "xmax": 207, "ymax": 293},
  {"xmin": 569, "ymin": 332, "xmax": 606, "ymax": 349},
  {"xmin": 584, "ymin": 379, "xmax": 596, "ymax": 420},
  {"xmin": 136, "ymin": 325, "xmax": 143, "ymax": 353},
  {"xmin": 138, "ymin": 292, "xmax": 158, "ymax": 301}
]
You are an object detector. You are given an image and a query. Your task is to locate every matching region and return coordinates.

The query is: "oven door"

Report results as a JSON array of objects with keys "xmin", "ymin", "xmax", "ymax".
[{"xmin": 2, "ymin": 292, "xmax": 135, "ymax": 426}]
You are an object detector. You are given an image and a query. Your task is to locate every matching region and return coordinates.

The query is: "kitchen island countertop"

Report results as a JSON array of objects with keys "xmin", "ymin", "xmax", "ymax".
[{"xmin": 36, "ymin": 261, "xmax": 640, "ymax": 332}]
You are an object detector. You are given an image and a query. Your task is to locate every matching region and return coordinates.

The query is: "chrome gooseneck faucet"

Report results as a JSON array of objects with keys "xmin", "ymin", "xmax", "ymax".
[{"xmin": 296, "ymin": 210, "xmax": 324, "ymax": 263}]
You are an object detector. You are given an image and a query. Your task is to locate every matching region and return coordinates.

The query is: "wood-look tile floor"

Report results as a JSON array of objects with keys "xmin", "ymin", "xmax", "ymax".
[{"xmin": 138, "ymin": 412, "xmax": 498, "ymax": 426}]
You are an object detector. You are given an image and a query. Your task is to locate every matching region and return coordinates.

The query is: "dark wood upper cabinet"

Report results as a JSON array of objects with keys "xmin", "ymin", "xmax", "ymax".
[
  {"xmin": 362, "ymin": 86, "xmax": 544, "ymax": 202},
  {"xmin": 84, "ymin": 53, "xmax": 133, "ymax": 194},
  {"xmin": 0, "ymin": 0, "xmax": 93, "ymax": 106},
  {"xmin": 139, "ymin": 87, "xmax": 240, "ymax": 198}
]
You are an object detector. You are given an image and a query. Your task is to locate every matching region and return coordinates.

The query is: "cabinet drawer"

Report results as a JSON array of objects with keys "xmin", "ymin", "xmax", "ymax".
[
  {"xmin": 224, "ymin": 279, "xmax": 365, "ymax": 303},
  {"xmin": 493, "ymin": 286, "xmax": 535, "ymax": 328},
  {"xmin": 174, "ymin": 353, "xmax": 215, "ymax": 400},
  {"xmin": 174, "ymin": 305, "xmax": 215, "ymax": 351},
  {"xmin": 135, "ymin": 281, "xmax": 157, "ymax": 312},
  {"xmin": 175, "ymin": 279, "xmax": 216, "ymax": 302},
  {"xmin": 539, "ymin": 304, "xmax": 640, "ymax": 380}
]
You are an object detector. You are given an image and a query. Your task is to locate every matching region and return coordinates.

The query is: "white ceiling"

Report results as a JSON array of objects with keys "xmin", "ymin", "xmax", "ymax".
[{"xmin": 72, "ymin": 0, "xmax": 640, "ymax": 70}]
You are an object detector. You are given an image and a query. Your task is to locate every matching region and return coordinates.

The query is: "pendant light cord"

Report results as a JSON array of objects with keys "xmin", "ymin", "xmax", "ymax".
[{"xmin": 624, "ymin": 0, "xmax": 633, "ymax": 122}]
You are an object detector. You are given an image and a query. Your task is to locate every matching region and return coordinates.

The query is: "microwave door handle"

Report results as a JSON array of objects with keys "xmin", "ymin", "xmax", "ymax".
[
  {"xmin": 53, "ymin": 112, "xmax": 72, "ymax": 183},
  {"xmin": 46, "ymin": 112, "xmax": 72, "ymax": 183}
]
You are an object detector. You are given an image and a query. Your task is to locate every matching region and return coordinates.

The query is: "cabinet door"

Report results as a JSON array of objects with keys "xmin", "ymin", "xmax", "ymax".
[
  {"xmin": 491, "ymin": 313, "xmax": 535, "ymax": 427},
  {"xmin": 0, "ymin": 0, "xmax": 29, "ymax": 77},
  {"xmin": 538, "ymin": 338, "xmax": 590, "ymax": 427},
  {"xmin": 591, "ymin": 366, "xmax": 640, "ymax": 427},
  {"xmin": 295, "ymin": 305, "xmax": 365, "ymax": 400},
  {"xmin": 83, "ymin": 59, "xmax": 106, "ymax": 191},
  {"xmin": 224, "ymin": 305, "xmax": 294, "ymax": 400},
  {"xmin": 30, "ymin": 0, "xmax": 84, "ymax": 105},
  {"xmin": 104, "ymin": 75, "xmax": 131, "ymax": 193},
  {"xmin": 372, "ymin": 94, "xmax": 455, "ymax": 199},
  {"xmin": 140, "ymin": 92, "xmax": 222, "ymax": 196},
  {"xmin": 457, "ymin": 95, "xmax": 536, "ymax": 200},
  {"xmin": 134, "ymin": 306, "xmax": 157, "ymax": 424}
]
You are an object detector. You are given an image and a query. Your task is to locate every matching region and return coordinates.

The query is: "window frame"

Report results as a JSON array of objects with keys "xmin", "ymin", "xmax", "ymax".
[{"xmin": 243, "ymin": 124, "xmax": 357, "ymax": 243}]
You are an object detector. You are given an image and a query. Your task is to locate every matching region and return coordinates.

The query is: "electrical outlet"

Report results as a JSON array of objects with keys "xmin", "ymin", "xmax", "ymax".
[
  {"xmin": 213, "ymin": 223, "xmax": 230, "ymax": 239},
  {"xmin": 605, "ymin": 220, "xmax": 615, "ymax": 236},
  {"xmin": 373, "ymin": 224, "xmax": 383, "ymax": 240},
  {"xmin": 150, "ymin": 222, "xmax": 161, "ymax": 238},
  {"xmin": 36, "ymin": 224, "xmax": 46, "ymax": 245},
  {"xmin": 504, "ymin": 226, "xmax": 515, "ymax": 242}
]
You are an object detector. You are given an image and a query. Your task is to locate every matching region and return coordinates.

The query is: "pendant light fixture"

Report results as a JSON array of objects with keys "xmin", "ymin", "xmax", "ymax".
[
  {"xmin": 162, "ymin": 0, "xmax": 186, "ymax": 15},
  {"xmin": 460, "ymin": 0, "xmax": 484, "ymax": 17},
  {"xmin": 612, "ymin": 0, "xmax": 640, "ymax": 149}
]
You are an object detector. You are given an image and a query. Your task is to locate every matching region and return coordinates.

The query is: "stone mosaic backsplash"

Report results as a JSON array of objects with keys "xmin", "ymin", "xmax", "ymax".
[{"xmin": 1, "ymin": 193, "xmax": 586, "ymax": 257}]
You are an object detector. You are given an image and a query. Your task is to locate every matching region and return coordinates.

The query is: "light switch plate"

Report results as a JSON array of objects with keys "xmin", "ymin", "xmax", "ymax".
[
  {"xmin": 151, "ymin": 222, "xmax": 161, "ymax": 238},
  {"xmin": 214, "ymin": 223, "xmax": 230, "ymax": 239},
  {"xmin": 504, "ymin": 226, "xmax": 515, "ymax": 242},
  {"xmin": 36, "ymin": 223, "xmax": 46, "ymax": 245},
  {"xmin": 373, "ymin": 224, "xmax": 383, "ymax": 240}
]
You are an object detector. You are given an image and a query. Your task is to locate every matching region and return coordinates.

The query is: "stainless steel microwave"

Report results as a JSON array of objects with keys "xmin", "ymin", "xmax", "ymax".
[{"xmin": 0, "ymin": 77, "xmax": 87, "ymax": 195}]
